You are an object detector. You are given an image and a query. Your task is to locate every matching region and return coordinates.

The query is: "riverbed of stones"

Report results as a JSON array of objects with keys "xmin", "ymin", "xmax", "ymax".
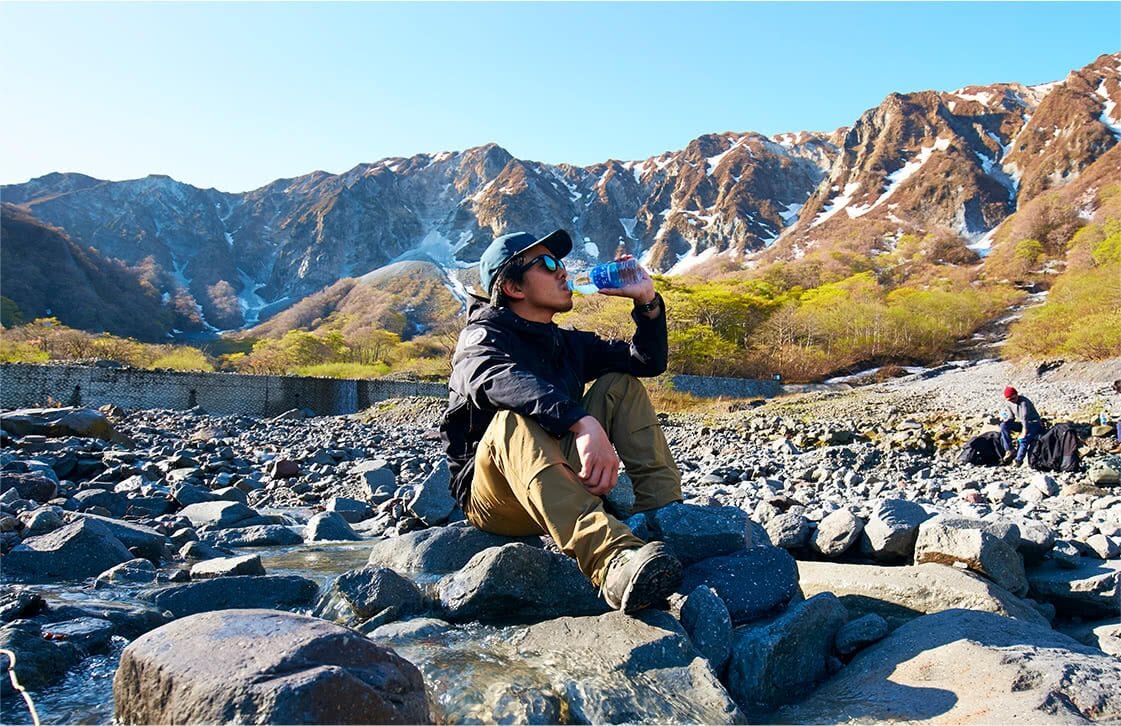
[{"xmin": 1, "ymin": 358, "xmax": 1120, "ymax": 724}]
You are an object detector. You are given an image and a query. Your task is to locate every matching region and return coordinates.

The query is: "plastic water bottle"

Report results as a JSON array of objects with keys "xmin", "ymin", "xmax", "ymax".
[
  {"xmin": 1101, "ymin": 410, "xmax": 1111, "ymax": 426},
  {"xmin": 567, "ymin": 258, "xmax": 641, "ymax": 294}
]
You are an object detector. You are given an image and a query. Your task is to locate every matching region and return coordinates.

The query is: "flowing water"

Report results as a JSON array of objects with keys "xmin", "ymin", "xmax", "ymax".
[
  {"xmin": 3, "ymin": 540, "xmax": 757, "ymax": 724},
  {"xmin": 0, "ymin": 542, "xmax": 581, "ymax": 725}
]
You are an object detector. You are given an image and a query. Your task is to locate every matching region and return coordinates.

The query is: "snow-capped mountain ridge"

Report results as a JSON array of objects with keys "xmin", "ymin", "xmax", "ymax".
[{"xmin": 3, "ymin": 53, "xmax": 1118, "ymax": 339}]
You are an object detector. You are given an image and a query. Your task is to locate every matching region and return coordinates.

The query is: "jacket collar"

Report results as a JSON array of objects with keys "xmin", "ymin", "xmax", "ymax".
[{"xmin": 468, "ymin": 301, "xmax": 558, "ymax": 337}]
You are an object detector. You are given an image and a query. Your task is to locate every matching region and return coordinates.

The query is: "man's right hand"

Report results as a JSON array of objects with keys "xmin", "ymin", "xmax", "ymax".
[{"xmin": 569, "ymin": 415, "xmax": 619, "ymax": 496}]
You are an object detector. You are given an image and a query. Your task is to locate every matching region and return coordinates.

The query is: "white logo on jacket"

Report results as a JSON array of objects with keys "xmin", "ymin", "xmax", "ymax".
[{"xmin": 460, "ymin": 327, "xmax": 487, "ymax": 348}]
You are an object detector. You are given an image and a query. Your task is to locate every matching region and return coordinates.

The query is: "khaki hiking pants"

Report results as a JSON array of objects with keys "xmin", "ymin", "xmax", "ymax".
[{"xmin": 465, "ymin": 372, "xmax": 682, "ymax": 587}]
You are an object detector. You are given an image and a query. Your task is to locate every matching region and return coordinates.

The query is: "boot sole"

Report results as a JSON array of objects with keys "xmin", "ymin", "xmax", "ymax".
[{"xmin": 619, "ymin": 551, "xmax": 683, "ymax": 614}]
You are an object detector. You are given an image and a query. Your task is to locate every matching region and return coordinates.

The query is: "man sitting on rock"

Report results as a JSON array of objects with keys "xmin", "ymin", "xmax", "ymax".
[
  {"xmin": 441, "ymin": 229, "xmax": 684, "ymax": 614},
  {"xmin": 1000, "ymin": 386, "xmax": 1043, "ymax": 466}
]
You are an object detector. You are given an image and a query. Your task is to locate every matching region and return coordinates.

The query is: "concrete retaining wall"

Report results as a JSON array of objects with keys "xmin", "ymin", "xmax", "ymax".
[
  {"xmin": 0, "ymin": 364, "xmax": 832, "ymax": 418},
  {"xmin": 0, "ymin": 364, "xmax": 445, "ymax": 418}
]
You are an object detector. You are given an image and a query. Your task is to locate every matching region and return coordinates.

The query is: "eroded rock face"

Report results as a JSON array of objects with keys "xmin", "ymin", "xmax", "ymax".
[
  {"xmin": 914, "ymin": 516, "xmax": 1029, "ymax": 596},
  {"xmin": 513, "ymin": 610, "xmax": 746, "ymax": 724},
  {"xmin": 726, "ymin": 593, "xmax": 848, "ymax": 714},
  {"xmin": 0, "ymin": 408, "xmax": 124, "ymax": 442},
  {"xmin": 437, "ymin": 543, "xmax": 607, "ymax": 624},
  {"xmin": 678, "ymin": 546, "xmax": 801, "ymax": 625},
  {"xmin": 776, "ymin": 609, "xmax": 1121, "ymax": 724},
  {"xmin": 113, "ymin": 609, "xmax": 429, "ymax": 725},
  {"xmin": 1027, "ymin": 558, "xmax": 1121, "ymax": 618},
  {"xmin": 798, "ymin": 560, "xmax": 1049, "ymax": 629},
  {"xmin": 864, "ymin": 498, "xmax": 933, "ymax": 562},
  {"xmin": 138, "ymin": 575, "xmax": 319, "ymax": 619},
  {"xmin": 2, "ymin": 519, "xmax": 133, "ymax": 583},
  {"xmin": 368, "ymin": 523, "xmax": 540, "ymax": 575}
]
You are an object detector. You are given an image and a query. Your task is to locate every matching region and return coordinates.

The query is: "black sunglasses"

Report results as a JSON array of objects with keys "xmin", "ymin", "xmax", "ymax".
[{"xmin": 517, "ymin": 253, "xmax": 565, "ymax": 274}]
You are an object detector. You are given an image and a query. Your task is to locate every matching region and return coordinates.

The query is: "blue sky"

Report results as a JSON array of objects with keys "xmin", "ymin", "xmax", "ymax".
[{"xmin": 2, "ymin": 2, "xmax": 1118, "ymax": 193}]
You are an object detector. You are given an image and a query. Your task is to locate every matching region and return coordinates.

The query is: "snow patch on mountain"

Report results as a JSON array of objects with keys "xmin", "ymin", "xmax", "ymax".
[
  {"xmin": 1096, "ymin": 80, "xmax": 1121, "ymax": 140},
  {"xmin": 968, "ymin": 226, "xmax": 999, "ymax": 257},
  {"xmin": 706, "ymin": 136, "xmax": 748, "ymax": 176},
  {"xmin": 811, "ymin": 181, "xmax": 861, "ymax": 227},
  {"xmin": 236, "ymin": 269, "xmax": 270, "ymax": 326},
  {"xmin": 846, "ymin": 138, "xmax": 952, "ymax": 220},
  {"xmin": 665, "ymin": 245, "xmax": 719, "ymax": 276},
  {"xmin": 386, "ymin": 228, "xmax": 465, "ymax": 269},
  {"xmin": 952, "ymin": 90, "xmax": 996, "ymax": 106}
]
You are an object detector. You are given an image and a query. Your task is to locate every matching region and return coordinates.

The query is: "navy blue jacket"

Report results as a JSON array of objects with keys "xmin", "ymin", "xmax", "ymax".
[{"xmin": 441, "ymin": 295, "xmax": 667, "ymax": 507}]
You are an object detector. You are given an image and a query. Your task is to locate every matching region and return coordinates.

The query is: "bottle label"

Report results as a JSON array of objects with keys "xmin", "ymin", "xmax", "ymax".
[{"xmin": 590, "ymin": 264, "xmax": 618, "ymax": 289}]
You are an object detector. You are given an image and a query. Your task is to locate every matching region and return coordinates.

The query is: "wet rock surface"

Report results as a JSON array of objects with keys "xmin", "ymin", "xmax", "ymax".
[
  {"xmin": 1, "ymin": 359, "xmax": 1120, "ymax": 723},
  {"xmin": 113, "ymin": 609, "xmax": 430, "ymax": 725},
  {"xmin": 776, "ymin": 609, "xmax": 1121, "ymax": 723}
]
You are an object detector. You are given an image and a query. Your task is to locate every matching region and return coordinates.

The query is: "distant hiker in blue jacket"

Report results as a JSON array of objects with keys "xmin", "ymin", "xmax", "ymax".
[
  {"xmin": 440, "ymin": 229, "xmax": 684, "ymax": 614},
  {"xmin": 1000, "ymin": 386, "xmax": 1043, "ymax": 466}
]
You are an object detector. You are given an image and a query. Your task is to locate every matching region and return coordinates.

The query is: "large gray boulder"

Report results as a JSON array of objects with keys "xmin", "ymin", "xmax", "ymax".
[
  {"xmin": 139, "ymin": 575, "xmax": 319, "ymax": 618},
  {"xmin": 2, "ymin": 519, "xmax": 133, "ymax": 583},
  {"xmin": 776, "ymin": 609, "xmax": 1121, "ymax": 723},
  {"xmin": 179, "ymin": 501, "xmax": 270, "ymax": 530},
  {"xmin": 407, "ymin": 460, "xmax": 457, "ymax": 526},
  {"xmin": 319, "ymin": 566, "xmax": 425, "ymax": 624},
  {"xmin": 1027, "ymin": 558, "xmax": 1120, "ymax": 618},
  {"xmin": 513, "ymin": 610, "xmax": 745, "ymax": 724},
  {"xmin": 202, "ymin": 524, "xmax": 303, "ymax": 548},
  {"xmin": 0, "ymin": 472, "xmax": 58, "ymax": 502},
  {"xmin": 41, "ymin": 616, "xmax": 115, "ymax": 652},
  {"xmin": 679, "ymin": 547, "xmax": 801, "ymax": 625},
  {"xmin": 915, "ymin": 516, "xmax": 1029, "ymax": 597},
  {"xmin": 71, "ymin": 512, "xmax": 167, "ymax": 562},
  {"xmin": 0, "ymin": 407, "xmax": 124, "ymax": 442},
  {"xmin": 73, "ymin": 488, "xmax": 129, "ymax": 517},
  {"xmin": 0, "ymin": 623, "xmax": 81, "ymax": 695},
  {"xmin": 170, "ymin": 482, "xmax": 220, "ymax": 506},
  {"xmin": 810, "ymin": 508, "xmax": 864, "ymax": 557},
  {"xmin": 326, "ymin": 496, "xmax": 373, "ymax": 523},
  {"xmin": 864, "ymin": 498, "xmax": 934, "ymax": 562},
  {"xmin": 726, "ymin": 593, "xmax": 848, "ymax": 715},
  {"xmin": 114, "ymin": 609, "xmax": 429, "ymax": 725},
  {"xmin": 305, "ymin": 512, "xmax": 361, "ymax": 542},
  {"xmin": 798, "ymin": 561, "xmax": 1049, "ymax": 629},
  {"xmin": 190, "ymin": 554, "xmax": 266, "ymax": 579},
  {"xmin": 367, "ymin": 523, "xmax": 540, "ymax": 574},
  {"xmin": 678, "ymin": 585, "xmax": 733, "ymax": 673},
  {"xmin": 438, "ymin": 543, "xmax": 608, "ymax": 624},
  {"xmin": 39, "ymin": 598, "xmax": 171, "ymax": 640},
  {"xmin": 353, "ymin": 459, "xmax": 396, "ymax": 497},
  {"xmin": 764, "ymin": 512, "xmax": 812, "ymax": 550},
  {"xmin": 95, "ymin": 558, "xmax": 158, "ymax": 588},
  {"xmin": 628, "ymin": 503, "xmax": 748, "ymax": 565}
]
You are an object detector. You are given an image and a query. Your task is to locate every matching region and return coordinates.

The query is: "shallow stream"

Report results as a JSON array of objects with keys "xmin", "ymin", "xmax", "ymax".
[{"xmin": 2, "ymin": 541, "xmax": 690, "ymax": 725}]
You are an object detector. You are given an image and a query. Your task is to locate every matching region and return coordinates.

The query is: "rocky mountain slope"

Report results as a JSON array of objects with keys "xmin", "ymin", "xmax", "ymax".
[
  {"xmin": 769, "ymin": 53, "xmax": 1121, "ymax": 263},
  {"xmin": 2, "ymin": 53, "xmax": 1118, "ymax": 340}
]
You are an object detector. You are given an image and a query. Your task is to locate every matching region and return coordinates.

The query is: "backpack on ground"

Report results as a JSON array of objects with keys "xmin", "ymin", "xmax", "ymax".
[
  {"xmin": 1027, "ymin": 423, "xmax": 1081, "ymax": 472},
  {"xmin": 959, "ymin": 431, "xmax": 1004, "ymax": 466}
]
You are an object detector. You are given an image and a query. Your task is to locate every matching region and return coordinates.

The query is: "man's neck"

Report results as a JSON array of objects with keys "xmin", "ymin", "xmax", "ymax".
[{"xmin": 508, "ymin": 302, "xmax": 555, "ymax": 325}]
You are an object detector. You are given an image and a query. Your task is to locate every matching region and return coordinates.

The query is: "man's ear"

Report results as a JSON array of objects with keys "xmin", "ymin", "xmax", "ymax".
[{"xmin": 500, "ymin": 278, "xmax": 526, "ymax": 301}]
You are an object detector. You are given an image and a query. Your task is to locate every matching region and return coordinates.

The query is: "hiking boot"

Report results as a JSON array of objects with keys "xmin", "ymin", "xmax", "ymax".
[
  {"xmin": 1001, "ymin": 451, "xmax": 1014, "ymax": 464},
  {"xmin": 601, "ymin": 541, "xmax": 682, "ymax": 614}
]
